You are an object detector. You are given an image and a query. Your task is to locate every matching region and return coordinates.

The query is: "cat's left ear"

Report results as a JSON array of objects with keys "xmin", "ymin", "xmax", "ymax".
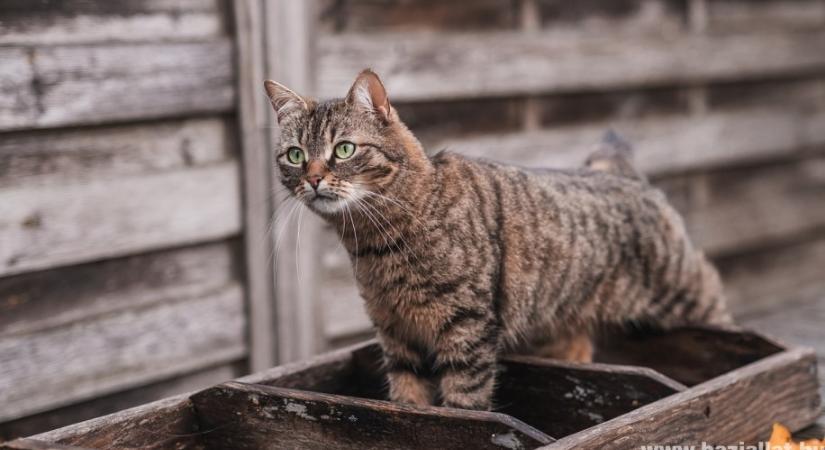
[
  {"xmin": 346, "ymin": 69, "xmax": 392, "ymax": 123},
  {"xmin": 264, "ymin": 80, "xmax": 308, "ymax": 123}
]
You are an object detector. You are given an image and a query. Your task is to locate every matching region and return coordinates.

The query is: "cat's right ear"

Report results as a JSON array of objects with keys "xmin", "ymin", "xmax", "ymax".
[{"xmin": 264, "ymin": 80, "xmax": 307, "ymax": 123}]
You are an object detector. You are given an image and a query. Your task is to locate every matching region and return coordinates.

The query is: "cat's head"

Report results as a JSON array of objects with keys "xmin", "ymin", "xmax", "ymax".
[{"xmin": 264, "ymin": 70, "xmax": 427, "ymax": 216}]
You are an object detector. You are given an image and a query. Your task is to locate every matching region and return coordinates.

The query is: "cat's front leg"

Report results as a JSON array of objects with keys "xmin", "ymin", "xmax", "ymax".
[
  {"xmin": 436, "ymin": 323, "xmax": 500, "ymax": 411},
  {"xmin": 378, "ymin": 331, "xmax": 435, "ymax": 407}
]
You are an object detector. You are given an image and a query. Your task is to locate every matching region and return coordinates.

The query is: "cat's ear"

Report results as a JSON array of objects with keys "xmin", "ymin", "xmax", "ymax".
[
  {"xmin": 264, "ymin": 80, "xmax": 308, "ymax": 122},
  {"xmin": 346, "ymin": 69, "xmax": 392, "ymax": 123}
]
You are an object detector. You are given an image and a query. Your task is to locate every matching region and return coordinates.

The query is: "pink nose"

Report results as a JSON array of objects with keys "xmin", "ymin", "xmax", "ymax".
[{"xmin": 307, "ymin": 175, "xmax": 322, "ymax": 189}]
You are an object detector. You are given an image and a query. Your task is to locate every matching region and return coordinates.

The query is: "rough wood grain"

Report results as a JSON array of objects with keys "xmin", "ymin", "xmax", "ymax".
[
  {"xmin": 595, "ymin": 328, "xmax": 784, "ymax": 387},
  {"xmin": 0, "ymin": 0, "xmax": 225, "ymax": 45},
  {"xmin": 317, "ymin": 29, "xmax": 825, "ymax": 101},
  {"xmin": 547, "ymin": 348, "xmax": 821, "ymax": 449},
  {"xmin": 659, "ymin": 156, "xmax": 825, "ymax": 256},
  {"xmin": 708, "ymin": 0, "xmax": 825, "ymax": 31},
  {"xmin": 0, "ymin": 118, "xmax": 230, "ymax": 186},
  {"xmin": 31, "ymin": 395, "xmax": 202, "ymax": 450},
  {"xmin": 0, "ymin": 439, "xmax": 92, "ymax": 450},
  {"xmin": 0, "ymin": 363, "xmax": 241, "ymax": 442},
  {"xmin": 0, "ymin": 163, "xmax": 242, "ymax": 277},
  {"xmin": 720, "ymin": 235, "xmax": 825, "ymax": 316},
  {"xmin": 234, "ymin": 0, "xmax": 277, "ymax": 371},
  {"xmin": 0, "ymin": 241, "xmax": 237, "ymax": 338},
  {"xmin": 497, "ymin": 356, "xmax": 685, "ymax": 438},
  {"xmin": 190, "ymin": 381, "xmax": 554, "ymax": 449},
  {"xmin": 0, "ymin": 284, "xmax": 246, "ymax": 422},
  {"xmin": 438, "ymin": 108, "xmax": 825, "ymax": 177},
  {"xmin": 317, "ymin": 0, "xmax": 519, "ymax": 33},
  {"xmin": 0, "ymin": 40, "xmax": 234, "ymax": 131}
]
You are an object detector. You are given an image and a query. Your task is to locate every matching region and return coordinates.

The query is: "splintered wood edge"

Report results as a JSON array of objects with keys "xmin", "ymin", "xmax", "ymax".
[
  {"xmin": 503, "ymin": 355, "xmax": 689, "ymax": 393},
  {"xmin": 0, "ymin": 439, "xmax": 93, "ymax": 450},
  {"xmin": 192, "ymin": 381, "xmax": 555, "ymax": 446},
  {"xmin": 28, "ymin": 394, "xmax": 191, "ymax": 444},
  {"xmin": 544, "ymin": 347, "xmax": 822, "ymax": 449}
]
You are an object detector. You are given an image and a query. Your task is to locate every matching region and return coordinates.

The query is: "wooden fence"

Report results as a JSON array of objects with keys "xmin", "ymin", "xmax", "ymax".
[
  {"xmin": 2, "ymin": 0, "xmax": 824, "ymax": 439},
  {"xmin": 0, "ymin": 0, "xmax": 246, "ymax": 438}
]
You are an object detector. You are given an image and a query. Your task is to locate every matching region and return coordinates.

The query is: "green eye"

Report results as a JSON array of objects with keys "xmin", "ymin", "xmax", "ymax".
[
  {"xmin": 334, "ymin": 141, "xmax": 356, "ymax": 159},
  {"xmin": 286, "ymin": 147, "xmax": 305, "ymax": 165}
]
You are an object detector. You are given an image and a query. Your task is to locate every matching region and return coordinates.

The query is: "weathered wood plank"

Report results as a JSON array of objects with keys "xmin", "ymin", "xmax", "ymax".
[
  {"xmin": 595, "ymin": 328, "xmax": 784, "ymax": 387},
  {"xmin": 0, "ymin": 40, "xmax": 234, "ymax": 131},
  {"xmin": 438, "ymin": 108, "xmax": 825, "ymax": 176},
  {"xmin": 0, "ymin": 242, "xmax": 237, "ymax": 337},
  {"xmin": 720, "ymin": 235, "xmax": 825, "ymax": 316},
  {"xmin": 659, "ymin": 156, "xmax": 825, "ymax": 256},
  {"xmin": 0, "ymin": 162, "xmax": 242, "ymax": 277},
  {"xmin": 190, "ymin": 381, "xmax": 554, "ymax": 449},
  {"xmin": 548, "ymin": 348, "xmax": 821, "ymax": 448},
  {"xmin": 0, "ymin": 118, "xmax": 230, "ymax": 186},
  {"xmin": 497, "ymin": 356, "xmax": 684, "ymax": 438},
  {"xmin": 31, "ymin": 395, "xmax": 201, "ymax": 450},
  {"xmin": 708, "ymin": 0, "xmax": 825, "ymax": 31},
  {"xmin": 0, "ymin": 439, "xmax": 91, "ymax": 450},
  {"xmin": 0, "ymin": 0, "xmax": 225, "ymax": 45},
  {"xmin": 317, "ymin": 0, "xmax": 519, "ymax": 33},
  {"xmin": 0, "ymin": 362, "xmax": 240, "ymax": 442},
  {"xmin": 234, "ymin": 0, "xmax": 277, "ymax": 371},
  {"xmin": 0, "ymin": 283, "xmax": 246, "ymax": 422},
  {"xmin": 318, "ymin": 29, "xmax": 825, "ymax": 101}
]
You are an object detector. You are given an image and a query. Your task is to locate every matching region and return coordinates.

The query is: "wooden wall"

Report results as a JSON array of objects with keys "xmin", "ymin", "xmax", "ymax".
[
  {"xmin": 2, "ymin": 0, "xmax": 824, "ymax": 440},
  {"xmin": 0, "ymin": 0, "xmax": 247, "ymax": 439}
]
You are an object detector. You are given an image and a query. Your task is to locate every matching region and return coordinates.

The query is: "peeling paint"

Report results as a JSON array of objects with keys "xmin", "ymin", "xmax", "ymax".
[
  {"xmin": 491, "ymin": 431, "xmax": 523, "ymax": 449},
  {"xmin": 285, "ymin": 402, "xmax": 317, "ymax": 421}
]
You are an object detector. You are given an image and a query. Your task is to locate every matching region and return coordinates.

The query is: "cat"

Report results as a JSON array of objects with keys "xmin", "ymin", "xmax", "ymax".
[{"xmin": 264, "ymin": 69, "xmax": 733, "ymax": 411}]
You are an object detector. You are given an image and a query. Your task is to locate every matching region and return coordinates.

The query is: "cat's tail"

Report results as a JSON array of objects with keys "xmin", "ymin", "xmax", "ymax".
[{"xmin": 585, "ymin": 130, "xmax": 647, "ymax": 183}]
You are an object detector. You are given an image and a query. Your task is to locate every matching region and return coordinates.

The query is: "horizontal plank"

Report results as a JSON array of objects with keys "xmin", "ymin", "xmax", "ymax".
[
  {"xmin": 0, "ymin": 241, "xmax": 238, "ymax": 337},
  {"xmin": 659, "ymin": 156, "xmax": 825, "ymax": 256},
  {"xmin": 439, "ymin": 107, "xmax": 825, "ymax": 176},
  {"xmin": 318, "ymin": 29, "xmax": 825, "ymax": 101},
  {"xmin": 0, "ymin": 40, "xmax": 234, "ymax": 131},
  {"xmin": 708, "ymin": 0, "xmax": 825, "ymax": 31},
  {"xmin": 720, "ymin": 235, "xmax": 825, "ymax": 316},
  {"xmin": 0, "ymin": 162, "xmax": 242, "ymax": 276},
  {"xmin": 317, "ymin": 0, "xmax": 519, "ymax": 33},
  {"xmin": 0, "ymin": 283, "xmax": 246, "ymax": 422},
  {"xmin": 0, "ymin": 117, "xmax": 230, "ymax": 186},
  {"xmin": 0, "ymin": 362, "xmax": 242, "ymax": 441},
  {"xmin": 0, "ymin": 0, "xmax": 225, "ymax": 45}
]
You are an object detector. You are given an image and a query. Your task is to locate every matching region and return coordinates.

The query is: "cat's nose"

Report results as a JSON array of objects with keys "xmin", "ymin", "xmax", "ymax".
[{"xmin": 307, "ymin": 175, "xmax": 323, "ymax": 190}]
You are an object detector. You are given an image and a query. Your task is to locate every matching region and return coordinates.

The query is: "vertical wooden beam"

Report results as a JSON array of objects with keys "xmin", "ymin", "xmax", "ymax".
[
  {"xmin": 520, "ymin": 0, "xmax": 542, "ymax": 131},
  {"xmin": 265, "ymin": 0, "xmax": 326, "ymax": 362},
  {"xmin": 687, "ymin": 0, "xmax": 709, "ymax": 116},
  {"xmin": 233, "ymin": 0, "xmax": 277, "ymax": 371}
]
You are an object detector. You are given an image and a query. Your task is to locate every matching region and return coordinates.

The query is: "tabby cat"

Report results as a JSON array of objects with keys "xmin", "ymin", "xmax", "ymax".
[{"xmin": 264, "ymin": 70, "xmax": 732, "ymax": 411}]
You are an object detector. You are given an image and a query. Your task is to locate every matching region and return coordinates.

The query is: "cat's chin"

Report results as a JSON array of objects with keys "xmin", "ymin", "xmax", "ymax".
[{"xmin": 306, "ymin": 196, "xmax": 348, "ymax": 215}]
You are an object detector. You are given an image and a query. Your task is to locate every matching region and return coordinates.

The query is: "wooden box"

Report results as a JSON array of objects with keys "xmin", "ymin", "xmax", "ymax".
[{"xmin": 3, "ymin": 327, "xmax": 820, "ymax": 450}]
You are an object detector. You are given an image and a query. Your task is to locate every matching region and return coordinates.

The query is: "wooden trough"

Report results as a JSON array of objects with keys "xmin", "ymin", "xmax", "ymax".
[{"xmin": 2, "ymin": 327, "xmax": 820, "ymax": 450}]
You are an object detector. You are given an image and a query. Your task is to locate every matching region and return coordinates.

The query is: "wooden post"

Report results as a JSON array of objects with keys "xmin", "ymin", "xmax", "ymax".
[
  {"xmin": 264, "ymin": 0, "xmax": 326, "ymax": 362},
  {"xmin": 233, "ymin": 0, "xmax": 277, "ymax": 371},
  {"xmin": 687, "ymin": 0, "xmax": 709, "ymax": 116},
  {"xmin": 520, "ymin": 0, "xmax": 542, "ymax": 131}
]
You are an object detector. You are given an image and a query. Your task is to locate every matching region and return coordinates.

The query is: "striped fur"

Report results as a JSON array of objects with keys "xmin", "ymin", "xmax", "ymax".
[{"xmin": 265, "ymin": 70, "xmax": 733, "ymax": 411}]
